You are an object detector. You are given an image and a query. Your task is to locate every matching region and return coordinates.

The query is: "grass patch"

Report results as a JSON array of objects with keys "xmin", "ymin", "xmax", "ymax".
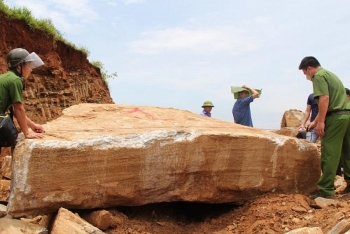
[{"xmin": 91, "ymin": 60, "xmax": 118, "ymax": 89}]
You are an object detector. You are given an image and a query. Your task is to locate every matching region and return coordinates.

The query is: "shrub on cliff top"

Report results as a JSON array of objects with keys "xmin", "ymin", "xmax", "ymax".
[{"xmin": 91, "ymin": 60, "xmax": 118, "ymax": 89}]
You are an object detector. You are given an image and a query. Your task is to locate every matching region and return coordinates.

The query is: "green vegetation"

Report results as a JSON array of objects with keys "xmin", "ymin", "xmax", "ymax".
[
  {"xmin": 80, "ymin": 46, "xmax": 90, "ymax": 58},
  {"xmin": 91, "ymin": 60, "xmax": 118, "ymax": 88}
]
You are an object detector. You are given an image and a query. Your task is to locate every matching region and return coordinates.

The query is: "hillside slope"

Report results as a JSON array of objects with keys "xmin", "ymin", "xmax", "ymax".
[{"xmin": 0, "ymin": 11, "xmax": 114, "ymax": 125}]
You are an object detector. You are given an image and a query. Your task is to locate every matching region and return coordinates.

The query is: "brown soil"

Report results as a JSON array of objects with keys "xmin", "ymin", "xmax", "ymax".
[{"xmin": 99, "ymin": 191, "xmax": 350, "ymax": 233}]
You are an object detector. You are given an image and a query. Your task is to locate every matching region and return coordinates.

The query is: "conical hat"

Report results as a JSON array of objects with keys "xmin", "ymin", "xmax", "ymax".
[{"xmin": 231, "ymin": 86, "xmax": 262, "ymax": 99}]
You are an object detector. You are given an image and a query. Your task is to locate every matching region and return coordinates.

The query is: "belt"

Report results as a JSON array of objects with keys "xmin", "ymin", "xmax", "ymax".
[{"xmin": 326, "ymin": 110, "xmax": 350, "ymax": 117}]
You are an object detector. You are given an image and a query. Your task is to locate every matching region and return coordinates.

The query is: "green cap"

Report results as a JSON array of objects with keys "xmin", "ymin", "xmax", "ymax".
[
  {"xmin": 231, "ymin": 86, "xmax": 262, "ymax": 99},
  {"xmin": 202, "ymin": 101, "xmax": 214, "ymax": 107}
]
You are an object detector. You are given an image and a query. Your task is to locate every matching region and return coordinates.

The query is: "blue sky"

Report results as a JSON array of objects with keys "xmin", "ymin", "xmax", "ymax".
[{"xmin": 4, "ymin": 0, "xmax": 350, "ymax": 129}]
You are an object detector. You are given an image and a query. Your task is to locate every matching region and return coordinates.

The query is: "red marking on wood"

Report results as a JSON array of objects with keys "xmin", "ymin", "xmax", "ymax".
[{"xmin": 124, "ymin": 107, "xmax": 171, "ymax": 121}]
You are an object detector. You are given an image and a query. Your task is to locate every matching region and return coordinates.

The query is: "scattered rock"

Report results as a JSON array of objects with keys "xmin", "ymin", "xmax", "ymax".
[
  {"xmin": 327, "ymin": 219, "xmax": 350, "ymax": 234},
  {"xmin": 285, "ymin": 227, "xmax": 323, "ymax": 234},
  {"xmin": 291, "ymin": 206, "xmax": 308, "ymax": 213},
  {"xmin": 313, "ymin": 197, "xmax": 338, "ymax": 209},
  {"xmin": 82, "ymin": 209, "xmax": 124, "ymax": 231},
  {"xmin": 51, "ymin": 207, "xmax": 103, "ymax": 234}
]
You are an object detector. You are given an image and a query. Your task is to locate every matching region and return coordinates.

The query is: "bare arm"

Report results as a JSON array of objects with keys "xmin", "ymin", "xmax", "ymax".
[
  {"xmin": 242, "ymin": 85, "xmax": 260, "ymax": 99},
  {"xmin": 13, "ymin": 102, "xmax": 29, "ymax": 136},
  {"xmin": 300, "ymin": 105, "xmax": 311, "ymax": 129},
  {"xmin": 13, "ymin": 102, "xmax": 44, "ymax": 139},
  {"xmin": 26, "ymin": 116, "xmax": 37, "ymax": 129}
]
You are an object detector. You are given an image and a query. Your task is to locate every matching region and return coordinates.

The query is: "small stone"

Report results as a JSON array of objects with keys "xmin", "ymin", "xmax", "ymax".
[
  {"xmin": 291, "ymin": 206, "xmax": 308, "ymax": 213},
  {"xmin": 291, "ymin": 218, "xmax": 301, "ymax": 224}
]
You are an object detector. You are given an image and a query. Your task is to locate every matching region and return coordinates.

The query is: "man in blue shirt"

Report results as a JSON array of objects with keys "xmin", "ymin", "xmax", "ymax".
[
  {"xmin": 232, "ymin": 85, "xmax": 260, "ymax": 127},
  {"xmin": 300, "ymin": 93, "xmax": 319, "ymax": 143},
  {"xmin": 200, "ymin": 101, "xmax": 214, "ymax": 117}
]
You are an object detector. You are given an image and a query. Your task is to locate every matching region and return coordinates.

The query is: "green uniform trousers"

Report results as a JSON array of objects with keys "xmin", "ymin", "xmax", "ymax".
[{"xmin": 317, "ymin": 114, "xmax": 350, "ymax": 196}]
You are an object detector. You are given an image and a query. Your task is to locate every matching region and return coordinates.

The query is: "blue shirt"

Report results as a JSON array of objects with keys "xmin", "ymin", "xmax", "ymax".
[
  {"xmin": 307, "ymin": 93, "xmax": 318, "ymax": 122},
  {"xmin": 232, "ymin": 95, "xmax": 254, "ymax": 127},
  {"xmin": 200, "ymin": 110, "xmax": 211, "ymax": 117}
]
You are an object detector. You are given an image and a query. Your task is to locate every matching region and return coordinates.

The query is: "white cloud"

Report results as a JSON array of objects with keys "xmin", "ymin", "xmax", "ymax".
[
  {"xmin": 122, "ymin": 0, "xmax": 144, "ymax": 5},
  {"xmin": 47, "ymin": 0, "xmax": 98, "ymax": 19},
  {"xmin": 6, "ymin": 0, "xmax": 98, "ymax": 33},
  {"xmin": 101, "ymin": 0, "xmax": 118, "ymax": 7},
  {"xmin": 252, "ymin": 16, "xmax": 273, "ymax": 25},
  {"xmin": 129, "ymin": 26, "xmax": 261, "ymax": 55}
]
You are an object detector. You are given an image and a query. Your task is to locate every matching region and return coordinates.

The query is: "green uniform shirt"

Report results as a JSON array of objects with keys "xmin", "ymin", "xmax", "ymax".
[
  {"xmin": 312, "ymin": 67, "xmax": 348, "ymax": 112},
  {"xmin": 0, "ymin": 71, "xmax": 23, "ymax": 113}
]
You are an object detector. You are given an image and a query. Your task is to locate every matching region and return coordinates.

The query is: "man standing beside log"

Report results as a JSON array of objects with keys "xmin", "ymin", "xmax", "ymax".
[{"xmin": 299, "ymin": 56, "xmax": 350, "ymax": 199}]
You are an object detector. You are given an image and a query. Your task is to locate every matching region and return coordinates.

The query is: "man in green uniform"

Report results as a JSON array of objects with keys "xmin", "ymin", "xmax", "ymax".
[
  {"xmin": 299, "ymin": 56, "xmax": 350, "ymax": 199},
  {"xmin": 0, "ymin": 48, "xmax": 45, "ymax": 151}
]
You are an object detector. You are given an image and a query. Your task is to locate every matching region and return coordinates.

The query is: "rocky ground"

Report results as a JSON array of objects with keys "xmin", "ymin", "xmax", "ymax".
[
  {"xmin": 98, "ymin": 177, "xmax": 349, "ymax": 234},
  {"xmin": 2, "ymin": 179, "xmax": 349, "ymax": 234}
]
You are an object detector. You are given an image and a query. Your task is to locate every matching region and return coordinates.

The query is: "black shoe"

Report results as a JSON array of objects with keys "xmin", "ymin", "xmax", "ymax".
[{"xmin": 309, "ymin": 192, "xmax": 334, "ymax": 199}]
